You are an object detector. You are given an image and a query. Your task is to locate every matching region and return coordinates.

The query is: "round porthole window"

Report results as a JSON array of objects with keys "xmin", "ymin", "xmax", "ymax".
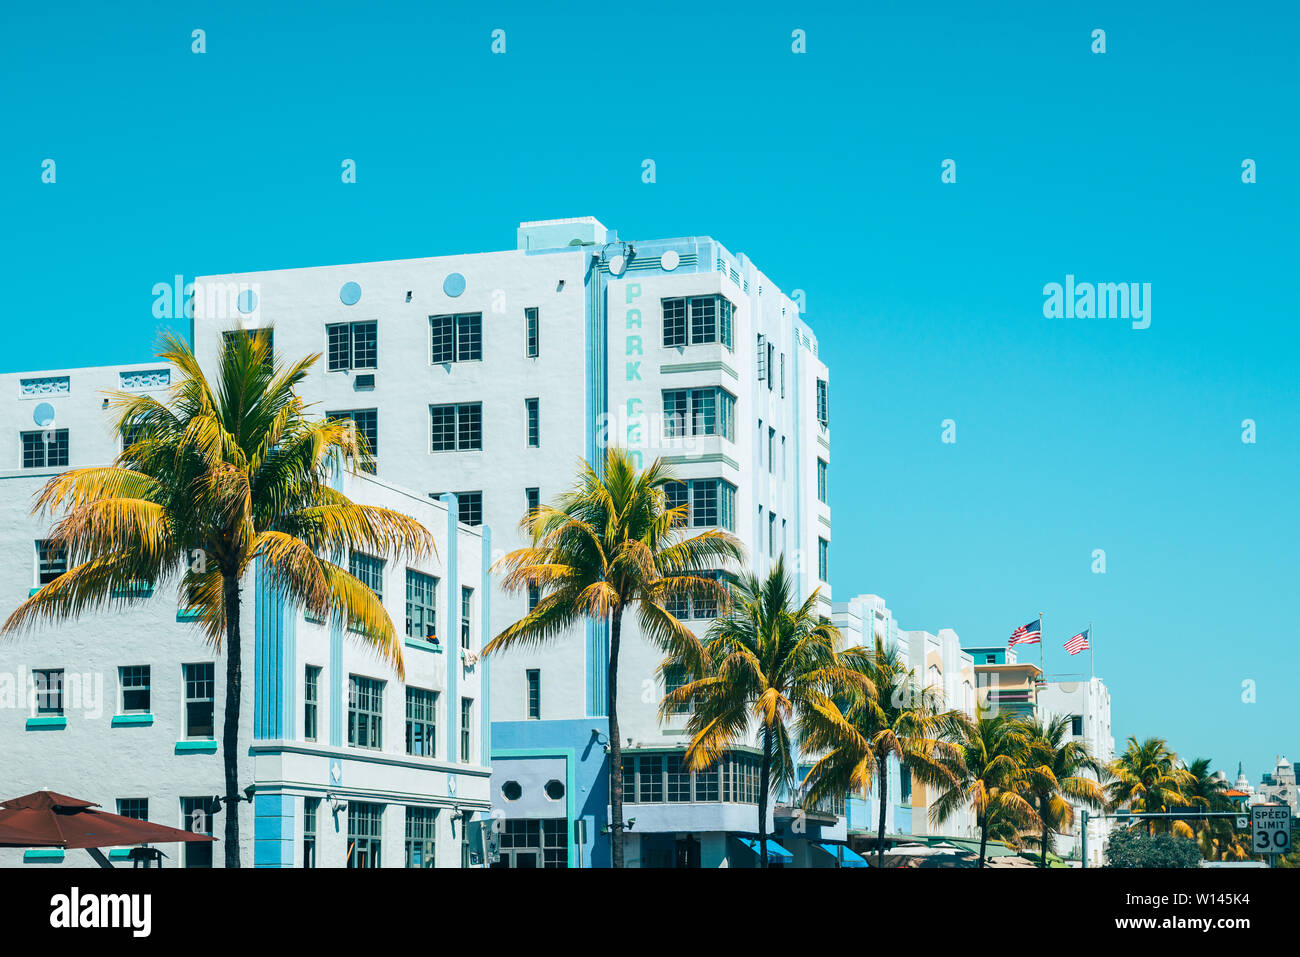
[
  {"xmin": 501, "ymin": 781, "xmax": 523, "ymax": 801},
  {"xmin": 544, "ymin": 779, "xmax": 565, "ymax": 801}
]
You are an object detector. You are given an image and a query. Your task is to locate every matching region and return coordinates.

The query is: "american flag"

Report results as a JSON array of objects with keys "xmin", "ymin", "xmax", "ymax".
[
  {"xmin": 1064, "ymin": 630, "xmax": 1091, "ymax": 656},
  {"xmin": 1008, "ymin": 618, "xmax": 1041, "ymax": 646}
]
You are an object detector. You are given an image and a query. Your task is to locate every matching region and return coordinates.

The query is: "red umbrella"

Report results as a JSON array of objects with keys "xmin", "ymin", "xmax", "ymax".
[{"xmin": 0, "ymin": 791, "xmax": 217, "ymax": 852}]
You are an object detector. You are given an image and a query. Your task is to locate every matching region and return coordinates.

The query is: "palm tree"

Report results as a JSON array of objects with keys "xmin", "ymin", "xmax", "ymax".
[
  {"xmin": 484, "ymin": 449, "xmax": 742, "ymax": 867},
  {"xmin": 664, "ymin": 557, "xmax": 863, "ymax": 868},
  {"xmin": 1108, "ymin": 736, "xmax": 1195, "ymax": 837},
  {"xmin": 798, "ymin": 637, "xmax": 966, "ymax": 867},
  {"xmin": 2, "ymin": 331, "xmax": 433, "ymax": 867},
  {"xmin": 930, "ymin": 710, "xmax": 1041, "ymax": 867},
  {"xmin": 1022, "ymin": 714, "xmax": 1108, "ymax": 867},
  {"xmin": 1183, "ymin": 759, "xmax": 1247, "ymax": 860}
]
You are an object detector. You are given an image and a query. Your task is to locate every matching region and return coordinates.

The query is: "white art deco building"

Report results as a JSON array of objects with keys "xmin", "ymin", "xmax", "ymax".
[
  {"xmin": 191, "ymin": 217, "xmax": 836, "ymax": 867},
  {"xmin": 0, "ymin": 363, "xmax": 491, "ymax": 867}
]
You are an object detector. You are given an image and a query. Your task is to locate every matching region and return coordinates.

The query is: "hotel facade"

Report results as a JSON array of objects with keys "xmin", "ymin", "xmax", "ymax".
[
  {"xmin": 190, "ymin": 217, "xmax": 839, "ymax": 867},
  {"xmin": 0, "ymin": 364, "xmax": 492, "ymax": 867}
]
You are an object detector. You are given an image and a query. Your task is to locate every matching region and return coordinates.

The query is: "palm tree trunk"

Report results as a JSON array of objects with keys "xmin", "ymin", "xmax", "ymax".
[
  {"xmin": 876, "ymin": 757, "xmax": 889, "ymax": 868},
  {"xmin": 222, "ymin": 572, "xmax": 242, "ymax": 868},
  {"xmin": 607, "ymin": 608, "xmax": 625, "ymax": 868},
  {"xmin": 978, "ymin": 819, "xmax": 989, "ymax": 869},
  {"xmin": 1040, "ymin": 796, "xmax": 1050, "ymax": 869},
  {"xmin": 758, "ymin": 724, "xmax": 772, "ymax": 869}
]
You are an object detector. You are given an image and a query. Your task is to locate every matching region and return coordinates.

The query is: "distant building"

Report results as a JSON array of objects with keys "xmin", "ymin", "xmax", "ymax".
[
  {"xmin": 966, "ymin": 645, "xmax": 1042, "ymax": 719},
  {"xmin": 1250, "ymin": 756, "xmax": 1299, "ymax": 813}
]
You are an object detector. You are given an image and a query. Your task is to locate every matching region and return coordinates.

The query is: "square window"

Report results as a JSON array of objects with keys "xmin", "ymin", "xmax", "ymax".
[
  {"xmin": 34, "ymin": 668, "xmax": 63, "ymax": 715},
  {"xmin": 119, "ymin": 665, "xmax": 150, "ymax": 713},
  {"xmin": 22, "ymin": 430, "xmax": 68, "ymax": 469}
]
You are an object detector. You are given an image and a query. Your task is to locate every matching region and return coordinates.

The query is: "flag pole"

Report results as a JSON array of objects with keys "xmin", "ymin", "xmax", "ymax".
[
  {"xmin": 1039, "ymin": 611, "xmax": 1045, "ymax": 675},
  {"xmin": 1089, "ymin": 619, "xmax": 1094, "ymax": 681}
]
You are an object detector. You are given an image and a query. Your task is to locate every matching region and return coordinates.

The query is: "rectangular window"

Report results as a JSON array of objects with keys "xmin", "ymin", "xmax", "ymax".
[
  {"xmin": 667, "ymin": 754, "xmax": 691, "ymax": 802},
  {"xmin": 36, "ymin": 540, "xmax": 66, "ymax": 585},
  {"xmin": 660, "ymin": 388, "xmax": 736, "ymax": 441},
  {"xmin": 22, "ymin": 430, "xmax": 68, "ymax": 469},
  {"xmin": 303, "ymin": 798, "xmax": 318, "ymax": 868},
  {"xmin": 768, "ymin": 512, "xmax": 777, "ymax": 558},
  {"xmin": 348, "ymin": 551, "xmax": 384, "ymax": 601},
  {"xmin": 183, "ymin": 663, "xmax": 215, "ymax": 738},
  {"xmin": 119, "ymin": 665, "xmax": 150, "ymax": 714},
  {"xmin": 327, "ymin": 408, "xmax": 378, "ymax": 471},
  {"xmin": 525, "ymin": 307, "xmax": 539, "ymax": 358},
  {"xmin": 766, "ymin": 342, "xmax": 775, "ymax": 392},
  {"xmin": 756, "ymin": 334, "xmax": 766, "ymax": 380},
  {"xmin": 526, "ymin": 669, "xmax": 541, "ymax": 719},
  {"xmin": 525, "ymin": 487, "xmax": 540, "ymax": 517},
  {"xmin": 455, "ymin": 491, "xmax": 483, "ymax": 527},
  {"xmin": 528, "ymin": 583, "xmax": 540, "ymax": 612},
  {"xmin": 429, "ymin": 402, "xmax": 482, "ymax": 451},
  {"xmin": 817, "ymin": 459, "xmax": 828, "ymax": 503},
  {"xmin": 326, "ymin": 321, "xmax": 377, "ymax": 371},
  {"xmin": 664, "ymin": 666, "xmax": 690, "ymax": 715},
  {"xmin": 662, "ymin": 297, "xmax": 686, "ymax": 347},
  {"xmin": 676, "ymin": 478, "xmax": 735, "ymax": 530},
  {"xmin": 181, "ymin": 797, "xmax": 214, "ymax": 868},
  {"xmin": 460, "ymin": 697, "xmax": 473, "ymax": 762},
  {"xmin": 663, "ymin": 296, "xmax": 732, "ymax": 348},
  {"xmin": 779, "ymin": 353, "xmax": 786, "ymax": 398},
  {"xmin": 33, "ymin": 668, "xmax": 63, "ymax": 715},
  {"xmin": 405, "ymin": 570, "xmax": 438, "ymax": 641},
  {"xmin": 429, "ymin": 313, "xmax": 482, "ymax": 363},
  {"xmin": 1071, "ymin": 715, "xmax": 1084, "ymax": 736},
  {"xmin": 117, "ymin": 798, "xmax": 148, "ymax": 821},
  {"xmin": 768, "ymin": 427, "xmax": 775, "ymax": 475},
  {"xmin": 347, "ymin": 802, "xmax": 383, "ymax": 868},
  {"xmin": 406, "ymin": 806, "xmax": 437, "ymax": 868},
  {"xmin": 348, "ymin": 675, "xmax": 384, "ymax": 749},
  {"xmin": 817, "ymin": 378, "xmax": 830, "ymax": 427},
  {"xmin": 460, "ymin": 587, "xmax": 473, "ymax": 649},
  {"xmin": 525, "ymin": 398, "xmax": 540, "ymax": 448},
  {"xmin": 639, "ymin": 755, "xmax": 664, "ymax": 803},
  {"xmin": 406, "ymin": 687, "xmax": 438, "ymax": 757},
  {"xmin": 818, "ymin": 538, "xmax": 829, "ymax": 583},
  {"xmin": 304, "ymin": 665, "xmax": 320, "ymax": 741}
]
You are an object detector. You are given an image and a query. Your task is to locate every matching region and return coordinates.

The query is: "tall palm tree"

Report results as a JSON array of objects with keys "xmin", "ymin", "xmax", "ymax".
[
  {"xmin": 484, "ymin": 449, "xmax": 742, "ymax": 868},
  {"xmin": 931, "ymin": 710, "xmax": 1040, "ymax": 867},
  {"xmin": 2, "ymin": 331, "xmax": 433, "ymax": 867},
  {"xmin": 1183, "ymin": 759, "xmax": 1247, "ymax": 860},
  {"xmin": 1107, "ymin": 736, "xmax": 1195, "ymax": 837},
  {"xmin": 1022, "ymin": 714, "xmax": 1108, "ymax": 867},
  {"xmin": 664, "ymin": 558, "xmax": 864, "ymax": 868},
  {"xmin": 798, "ymin": 637, "xmax": 966, "ymax": 867}
]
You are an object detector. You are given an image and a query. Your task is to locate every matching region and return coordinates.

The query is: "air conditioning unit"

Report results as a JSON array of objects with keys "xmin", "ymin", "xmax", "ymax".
[{"xmin": 354, "ymin": 374, "xmax": 375, "ymax": 390}]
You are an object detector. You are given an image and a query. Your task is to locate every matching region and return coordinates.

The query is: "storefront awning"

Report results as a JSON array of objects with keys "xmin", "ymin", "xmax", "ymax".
[
  {"xmin": 816, "ymin": 842, "xmax": 869, "ymax": 867},
  {"xmin": 736, "ymin": 837, "xmax": 793, "ymax": 862}
]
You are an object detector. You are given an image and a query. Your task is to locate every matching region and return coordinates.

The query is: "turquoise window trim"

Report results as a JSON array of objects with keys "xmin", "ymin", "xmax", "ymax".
[
  {"xmin": 176, "ymin": 607, "xmax": 203, "ymax": 622},
  {"xmin": 175, "ymin": 739, "xmax": 218, "ymax": 754},
  {"xmin": 24, "ymin": 849, "xmax": 65, "ymax": 862},
  {"xmin": 404, "ymin": 638, "xmax": 444, "ymax": 654},
  {"xmin": 112, "ymin": 582, "xmax": 155, "ymax": 599},
  {"xmin": 111, "ymin": 713, "xmax": 154, "ymax": 727},
  {"xmin": 108, "ymin": 849, "xmax": 132, "ymax": 860},
  {"xmin": 26, "ymin": 716, "xmax": 67, "ymax": 730},
  {"xmin": 492, "ymin": 747, "xmax": 578, "ymax": 867}
]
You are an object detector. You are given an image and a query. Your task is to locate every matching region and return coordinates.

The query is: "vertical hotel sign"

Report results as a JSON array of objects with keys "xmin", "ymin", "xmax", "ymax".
[{"xmin": 621, "ymin": 280, "xmax": 645, "ymax": 468}]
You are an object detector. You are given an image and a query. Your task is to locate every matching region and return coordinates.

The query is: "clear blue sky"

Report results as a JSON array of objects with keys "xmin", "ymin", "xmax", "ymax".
[{"xmin": 4, "ymin": 1, "xmax": 1297, "ymax": 782}]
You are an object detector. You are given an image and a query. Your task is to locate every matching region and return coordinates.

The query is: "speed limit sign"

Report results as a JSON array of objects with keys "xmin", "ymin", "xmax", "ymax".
[{"xmin": 1251, "ymin": 804, "xmax": 1292, "ymax": 855}]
